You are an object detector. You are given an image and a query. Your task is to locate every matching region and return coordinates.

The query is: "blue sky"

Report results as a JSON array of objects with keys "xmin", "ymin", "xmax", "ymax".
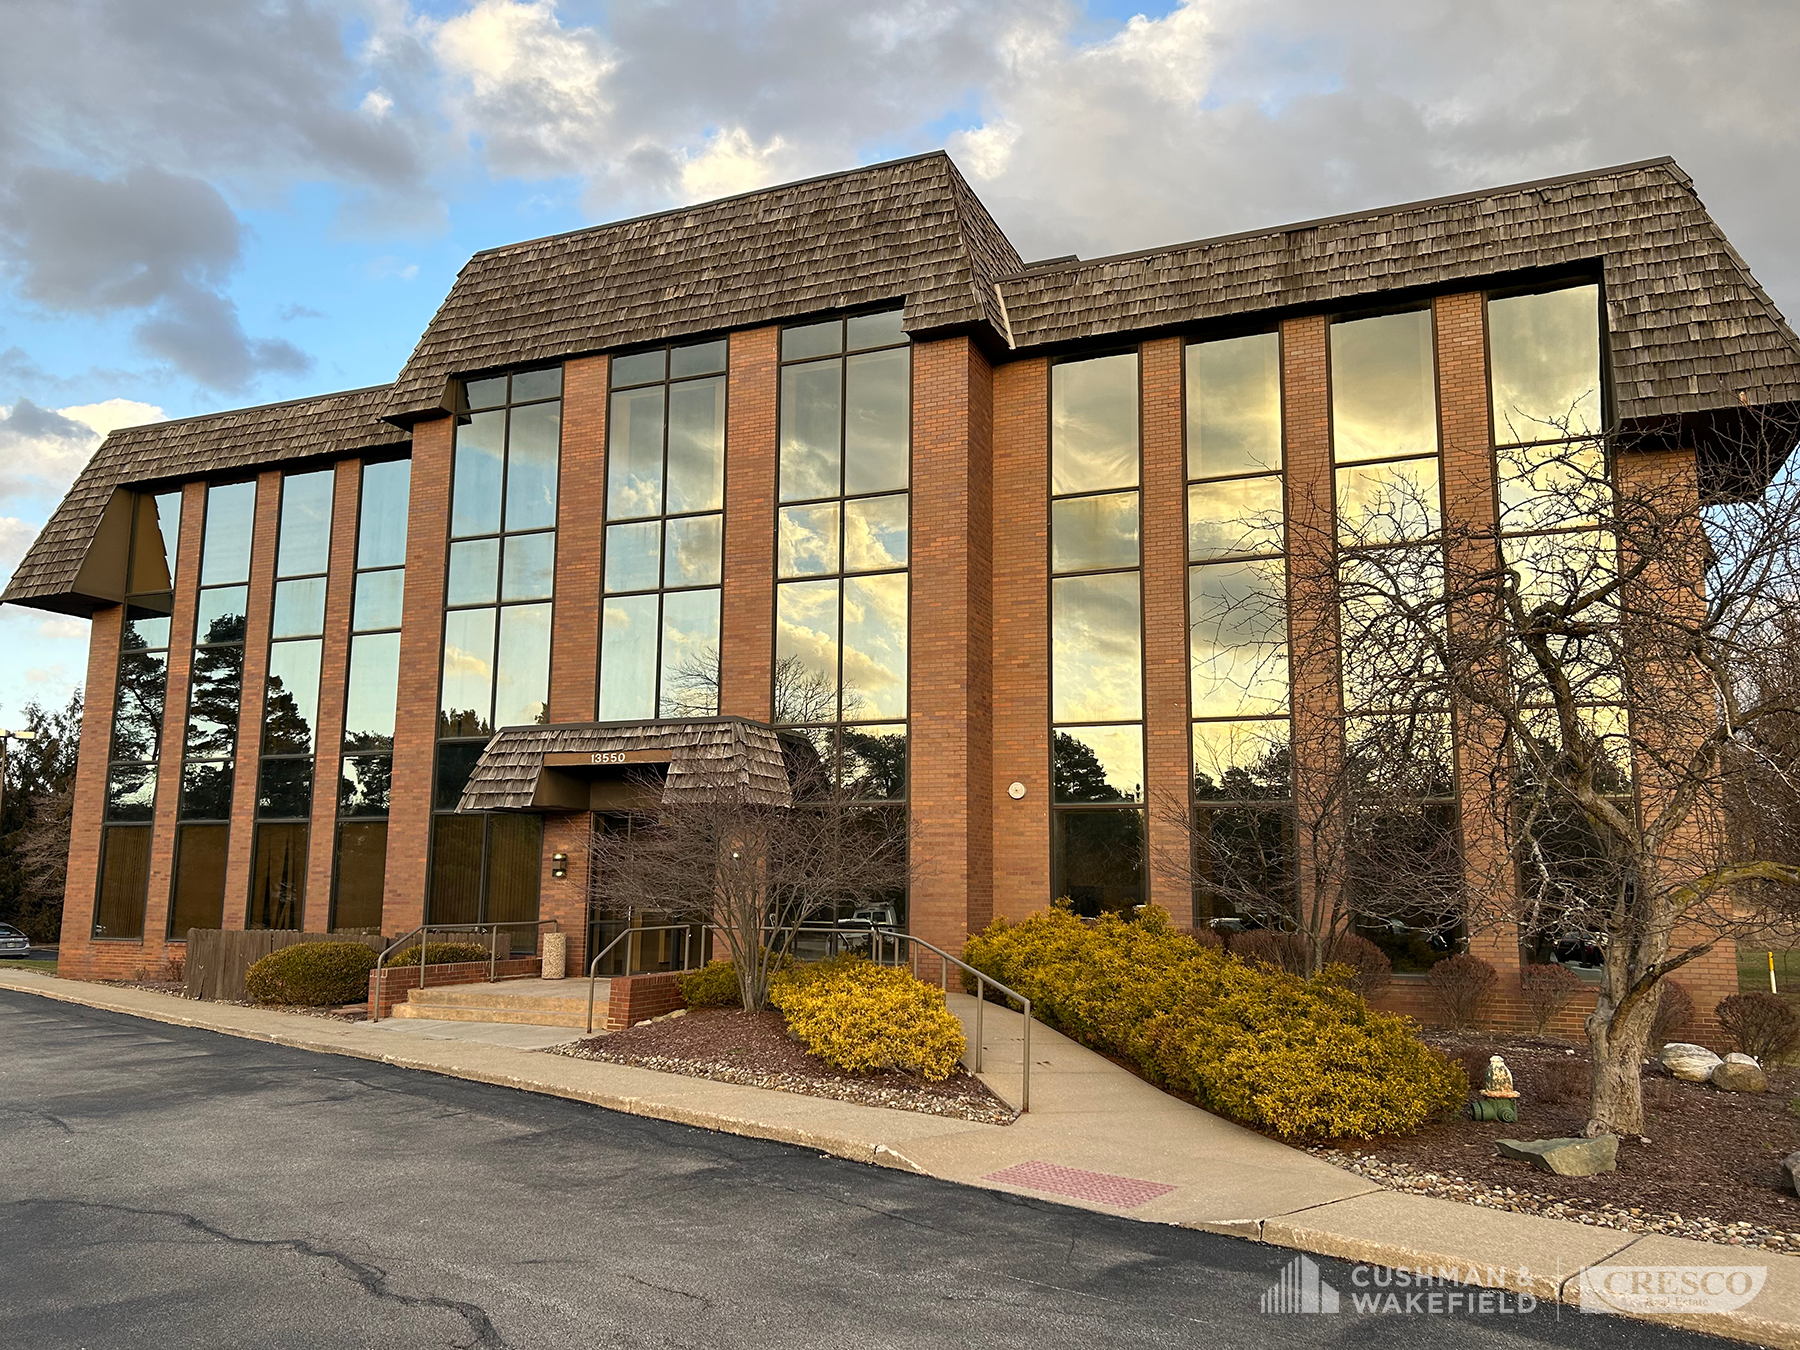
[{"xmin": 4, "ymin": 0, "xmax": 1800, "ymax": 729}]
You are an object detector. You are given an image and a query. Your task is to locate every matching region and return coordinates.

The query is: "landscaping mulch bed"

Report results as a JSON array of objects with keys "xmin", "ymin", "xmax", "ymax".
[
  {"xmin": 1312, "ymin": 1030, "xmax": 1800, "ymax": 1253},
  {"xmin": 549, "ymin": 1008, "xmax": 1015, "ymax": 1125}
]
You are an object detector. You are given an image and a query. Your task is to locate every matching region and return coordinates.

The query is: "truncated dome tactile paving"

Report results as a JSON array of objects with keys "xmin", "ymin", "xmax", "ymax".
[{"xmin": 983, "ymin": 1160, "xmax": 1177, "ymax": 1209}]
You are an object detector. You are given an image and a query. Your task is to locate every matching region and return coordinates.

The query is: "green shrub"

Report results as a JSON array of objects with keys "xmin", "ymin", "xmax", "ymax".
[
  {"xmin": 678, "ymin": 960, "xmax": 743, "ymax": 1009},
  {"xmin": 245, "ymin": 942, "xmax": 379, "ymax": 1007},
  {"xmin": 381, "ymin": 941, "xmax": 494, "ymax": 969},
  {"xmin": 963, "ymin": 904, "xmax": 1466, "ymax": 1140},
  {"xmin": 771, "ymin": 956, "xmax": 967, "ymax": 1081}
]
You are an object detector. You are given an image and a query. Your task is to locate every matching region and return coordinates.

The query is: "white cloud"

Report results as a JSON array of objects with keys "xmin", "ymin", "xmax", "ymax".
[
  {"xmin": 679, "ymin": 129, "xmax": 792, "ymax": 202},
  {"xmin": 0, "ymin": 396, "xmax": 163, "ymax": 506},
  {"xmin": 36, "ymin": 616, "xmax": 85, "ymax": 640},
  {"xmin": 0, "ymin": 515, "xmax": 37, "ymax": 574}
]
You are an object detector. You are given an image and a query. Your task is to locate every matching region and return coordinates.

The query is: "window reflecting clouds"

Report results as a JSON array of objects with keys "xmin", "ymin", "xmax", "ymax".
[
  {"xmin": 599, "ymin": 593, "xmax": 659, "ymax": 720},
  {"xmin": 451, "ymin": 411, "xmax": 505, "ymax": 537},
  {"xmin": 1187, "ymin": 477, "xmax": 1283, "ymax": 561},
  {"xmin": 844, "ymin": 495, "xmax": 907, "ymax": 571},
  {"xmin": 780, "ymin": 361, "xmax": 842, "ymax": 502},
  {"xmin": 1488, "ymin": 284, "xmax": 1602, "ymax": 445},
  {"xmin": 357, "ymin": 460, "xmax": 410, "ymax": 569},
  {"xmin": 845, "ymin": 348, "xmax": 909, "ymax": 494},
  {"xmin": 1189, "ymin": 560, "xmax": 1288, "ymax": 717},
  {"xmin": 843, "ymin": 573, "xmax": 908, "ymax": 720},
  {"xmin": 1051, "ymin": 352, "xmax": 1138, "ymax": 494},
  {"xmin": 658, "ymin": 590, "xmax": 721, "ymax": 718},
  {"xmin": 608, "ymin": 387, "xmax": 665, "ymax": 518},
  {"xmin": 343, "ymin": 632, "xmax": 400, "ymax": 745},
  {"xmin": 1330, "ymin": 310, "xmax": 1437, "ymax": 464},
  {"xmin": 276, "ymin": 470, "xmax": 333, "ymax": 576},
  {"xmin": 779, "ymin": 503, "xmax": 839, "ymax": 577},
  {"xmin": 1052, "ymin": 492, "xmax": 1138, "ymax": 573},
  {"xmin": 271, "ymin": 576, "xmax": 327, "ymax": 638},
  {"xmin": 494, "ymin": 602, "xmax": 551, "ymax": 727},
  {"xmin": 776, "ymin": 578, "xmax": 840, "ymax": 713},
  {"xmin": 1187, "ymin": 331, "xmax": 1281, "ymax": 478},
  {"xmin": 502, "ymin": 531, "xmax": 556, "ymax": 601},
  {"xmin": 1054, "ymin": 726, "xmax": 1144, "ymax": 803},
  {"xmin": 666, "ymin": 376, "xmax": 725, "ymax": 513},
  {"xmin": 1191, "ymin": 720, "xmax": 1290, "ymax": 802},
  {"xmin": 662, "ymin": 514, "xmax": 721, "ymax": 588},
  {"xmin": 440, "ymin": 607, "xmax": 496, "ymax": 737},
  {"xmin": 1335, "ymin": 458, "xmax": 1442, "ymax": 545},
  {"xmin": 1053, "ymin": 570, "xmax": 1142, "ymax": 723}
]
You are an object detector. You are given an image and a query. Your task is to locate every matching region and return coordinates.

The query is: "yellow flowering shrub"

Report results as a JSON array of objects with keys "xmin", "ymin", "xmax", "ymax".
[
  {"xmin": 964, "ymin": 905, "xmax": 1466, "ymax": 1140},
  {"xmin": 771, "ymin": 956, "xmax": 968, "ymax": 1081}
]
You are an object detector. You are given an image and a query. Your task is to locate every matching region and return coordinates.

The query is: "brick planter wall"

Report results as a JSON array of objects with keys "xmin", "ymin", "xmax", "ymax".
[
  {"xmin": 367, "ymin": 957, "xmax": 541, "ymax": 1018},
  {"xmin": 604, "ymin": 972, "xmax": 686, "ymax": 1030}
]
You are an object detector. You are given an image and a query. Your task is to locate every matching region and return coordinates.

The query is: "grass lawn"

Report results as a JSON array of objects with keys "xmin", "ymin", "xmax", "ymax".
[
  {"xmin": 0, "ymin": 958, "xmax": 57, "ymax": 974},
  {"xmin": 1738, "ymin": 945, "xmax": 1800, "ymax": 996}
]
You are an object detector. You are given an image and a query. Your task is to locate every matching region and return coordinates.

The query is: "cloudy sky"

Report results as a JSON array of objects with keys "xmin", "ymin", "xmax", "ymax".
[{"xmin": 2, "ymin": 0, "xmax": 1797, "ymax": 727}]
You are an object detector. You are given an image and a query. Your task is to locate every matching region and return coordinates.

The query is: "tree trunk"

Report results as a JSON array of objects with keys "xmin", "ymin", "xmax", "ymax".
[{"xmin": 1584, "ymin": 957, "xmax": 1660, "ymax": 1136}]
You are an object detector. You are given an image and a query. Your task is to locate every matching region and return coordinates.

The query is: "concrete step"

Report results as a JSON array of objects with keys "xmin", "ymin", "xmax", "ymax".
[{"xmin": 388, "ymin": 1001, "xmax": 595, "ymax": 1028}]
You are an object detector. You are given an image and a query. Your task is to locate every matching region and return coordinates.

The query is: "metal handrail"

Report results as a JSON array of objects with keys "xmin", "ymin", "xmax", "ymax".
[
  {"xmin": 370, "ymin": 919, "xmax": 560, "ymax": 1023},
  {"xmin": 585, "ymin": 924, "xmax": 699, "ymax": 1033}
]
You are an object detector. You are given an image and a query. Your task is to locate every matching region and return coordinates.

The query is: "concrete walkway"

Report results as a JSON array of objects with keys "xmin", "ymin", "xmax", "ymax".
[{"xmin": 6, "ymin": 966, "xmax": 1798, "ymax": 1346}]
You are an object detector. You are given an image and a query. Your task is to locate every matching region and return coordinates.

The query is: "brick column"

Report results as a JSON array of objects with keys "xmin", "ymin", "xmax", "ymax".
[
  {"xmin": 551, "ymin": 355, "xmax": 608, "ymax": 722},
  {"xmin": 57, "ymin": 602, "xmax": 124, "ymax": 977},
  {"xmin": 538, "ymin": 811, "xmax": 590, "ymax": 974},
  {"xmin": 1435, "ymin": 292, "xmax": 1521, "ymax": 998},
  {"xmin": 304, "ymin": 458, "xmax": 364, "ymax": 922},
  {"xmin": 141, "ymin": 480, "xmax": 210, "ymax": 956},
  {"xmin": 383, "ymin": 416, "xmax": 453, "ymax": 932},
  {"xmin": 719, "ymin": 325, "xmax": 778, "ymax": 720},
  {"xmin": 1280, "ymin": 316, "xmax": 1342, "ymax": 936},
  {"xmin": 219, "ymin": 468, "xmax": 284, "ymax": 929},
  {"xmin": 990, "ymin": 357, "xmax": 1051, "ymax": 920},
  {"xmin": 909, "ymin": 336, "xmax": 994, "ymax": 954},
  {"xmin": 1141, "ymin": 337, "xmax": 1192, "ymax": 924}
]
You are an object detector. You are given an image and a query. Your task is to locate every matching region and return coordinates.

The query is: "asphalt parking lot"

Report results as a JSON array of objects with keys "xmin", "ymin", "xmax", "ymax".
[{"xmin": 0, "ymin": 990, "xmax": 1736, "ymax": 1349}]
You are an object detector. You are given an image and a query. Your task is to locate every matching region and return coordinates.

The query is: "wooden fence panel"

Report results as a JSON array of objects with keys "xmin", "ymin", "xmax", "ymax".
[{"xmin": 183, "ymin": 929, "xmax": 390, "ymax": 1002}]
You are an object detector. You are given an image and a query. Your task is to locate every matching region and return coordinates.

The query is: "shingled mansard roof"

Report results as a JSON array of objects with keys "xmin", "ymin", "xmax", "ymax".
[
  {"xmin": 8, "ymin": 152, "xmax": 1800, "ymax": 616},
  {"xmin": 459, "ymin": 721, "xmax": 793, "ymax": 812},
  {"xmin": 3, "ymin": 384, "xmax": 409, "ymax": 615}
]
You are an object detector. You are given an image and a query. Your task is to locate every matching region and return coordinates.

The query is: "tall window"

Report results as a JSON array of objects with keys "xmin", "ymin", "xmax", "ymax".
[
  {"xmin": 774, "ymin": 310, "xmax": 910, "ymax": 802},
  {"xmin": 248, "ymin": 469, "xmax": 333, "ymax": 929},
  {"xmin": 599, "ymin": 338, "xmax": 726, "ymax": 720},
  {"xmin": 95, "ymin": 490, "xmax": 182, "ymax": 938},
  {"xmin": 170, "ymin": 480, "xmax": 257, "ymax": 938},
  {"xmin": 1050, "ymin": 351, "xmax": 1144, "ymax": 917},
  {"xmin": 332, "ymin": 458, "xmax": 409, "ymax": 932},
  {"xmin": 432, "ymin": 367, "xmax": 560, "ymax": 932},
  {"xmin": 1330, "ymin": 309, "xmax": 1459, "ymax": 964},
  {"xmin": 1185, "ymin": 332, "xmax": 1292, "ymax": 926},
  {"xmin": 1487, "ymin": 281, "xmax": 1622, "ymax": 964}
]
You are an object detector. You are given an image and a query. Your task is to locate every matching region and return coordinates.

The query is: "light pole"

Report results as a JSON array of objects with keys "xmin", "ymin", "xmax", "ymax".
[{"xmin": 0, "ymin": 728, "xmax": 40, "ymax": 829}]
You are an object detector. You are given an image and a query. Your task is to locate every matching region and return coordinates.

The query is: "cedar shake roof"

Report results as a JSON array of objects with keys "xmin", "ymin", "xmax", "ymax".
[
  {"xmin": 996, "ymin": 158, "xmax": 1800, "ymax": 432},
  {"xmin": 9, "ymin": 153, "xmax": 1800, "ymax": 616},
  {"xmin": 1, "ymin": 385, "xmax": 408, "ymax": 615},
  {"xmin": 460, "ymin": 720, "xmax": 793, "ymax": 811},
  {"xmin": 382, "ymin": 150, "xmax": 1023, "ymax": 423}
]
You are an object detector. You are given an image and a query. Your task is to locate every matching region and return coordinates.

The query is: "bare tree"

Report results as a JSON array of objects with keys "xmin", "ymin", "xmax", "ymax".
[
  {"xmin": 1318, "ymin": 410, "xmax": 1800, "ymax": 1134},
  {"xmin": 585, "ymin": 739, "xmax": 910, "ymax": 1010}
]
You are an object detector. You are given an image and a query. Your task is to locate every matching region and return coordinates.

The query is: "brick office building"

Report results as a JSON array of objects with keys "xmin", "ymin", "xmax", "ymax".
[{"xmin": 9, "ymin": 152, "xmax": 1800, "ymax": 1029}]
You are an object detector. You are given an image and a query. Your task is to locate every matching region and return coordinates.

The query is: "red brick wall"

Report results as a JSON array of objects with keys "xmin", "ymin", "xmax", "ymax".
[
  {"xmin": 303, "ymin": 458, "xmax": 366, "ymax": 920},
  {"xmin": 383, "ymin": 416, "xmax": 454, "ymax": 933},
  {"xmin": 1141, "ymin": 337, "xmax": 1191, "ymax": 922},
  {"xmin": 604, "ymin": 970, "xmax": 686, "ymax": 1029},
  {"xmin": 56, "ymin": 602, "xmax": 124, "ymax": 978},
  {"xmin": 909, "ymin": 335, "xmax": 994, "ymax": 957},
  {"xmin": 551, "ymin": 355, "xmax": 607, "ymax": 722},
  {"xmin": 538, "ymin": 811, "xmax": 590, "ymax": 974},
  {"xmin": 989, "ymin": 357, "xmax": 1051, "ymax": 920},
  {"xmin": 720, "ymin": 326, "xmax": 778, "ymax": 720}
]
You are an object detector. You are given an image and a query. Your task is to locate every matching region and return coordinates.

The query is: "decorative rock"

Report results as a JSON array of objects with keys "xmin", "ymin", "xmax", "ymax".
[
  {"xmin": 1783, "ymin": 1151, "xmax": 1800, "ymax": 1197},
  {"xmin": 1711, "ymin": 1056, "xmax": 1767, "ymax": 1094},
  {"xmin": 1661, "ymin": 1042, "xmax": 1724, "ymax": 1082},
  {"xmin": 1496, "ymin": 1134, "xmax": 1620, "ymax": 1176}
]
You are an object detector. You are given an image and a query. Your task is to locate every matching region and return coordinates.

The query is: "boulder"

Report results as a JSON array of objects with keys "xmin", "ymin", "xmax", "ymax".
[
  {"xmin": 1496, "ymin": 1134, "xmax": 1620, "ymax": 1176},
  {"xmin": 1782, "ymin": 1151, "xmax": 1800, "ymax": 1197},
  {"xmin": 1711, "ymin": 1055, "xmax": 1767, "ymax": 1094},
  {"xmin": 1660, "ymin": 1042, "xmax": 1723, "ymax": 1082}
]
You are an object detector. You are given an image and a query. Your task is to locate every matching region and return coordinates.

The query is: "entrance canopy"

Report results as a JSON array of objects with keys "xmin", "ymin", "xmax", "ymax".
[{"xmin": 456, "ymin": 718, "xmax": 793, "ymax": 813}]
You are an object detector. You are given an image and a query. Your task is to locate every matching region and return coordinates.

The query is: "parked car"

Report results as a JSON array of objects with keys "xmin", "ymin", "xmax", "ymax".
[
  {"xmin": 1552, "ymin": 929, "xmax": 1608, "ymax": 968},
  {"xmin": 0, "ymin": 924, "xmax": 30, "ymax": 956},
  {"xmin": 835, "ymin": 906, "xmax": 900, "ymax": 954}
]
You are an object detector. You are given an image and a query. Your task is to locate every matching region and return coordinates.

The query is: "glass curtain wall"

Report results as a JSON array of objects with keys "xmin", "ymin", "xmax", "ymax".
[
  {"xmin": 432, "ymin": 367, "xmax": 561, "ymax": 934},
  {"xmin": 1049, "ymin": 351, "xmax": 1145, "ymax": 916},
  {"xmin": 1329, "ymin": 309, "xmax": 1460, "ymax": 967},
  {"xmin": 169, "ymin": 480, "xmax": 257, "ymax": 937},
  {"xmin": 1185, "ymin": 332, "xmax": 1292, "ymax": 928},
  {"xmin": 332, "ymin": 458, "xmax": 409, "ymax": 931},
  {"xmin": 95, "ymin": 490, "xmax": 182, "ymax": 938},
  {"xmin": 248, "ymin": 469, "xmax": 332, "ymax": 929},
  {"xmin": 774, "ymin": 310, "xmax": 911, "ymax": 803},
  {"xmin": 1487, "ymin": 282, "xmax": 1624, "ymax": 966},
  {"xmin": 599, "ymin": 339, "xmax": 727, "ymax": 720}
]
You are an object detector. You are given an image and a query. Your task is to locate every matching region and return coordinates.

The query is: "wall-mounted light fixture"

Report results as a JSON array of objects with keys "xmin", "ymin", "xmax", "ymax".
[{"xmin": 551, "ymin": 852, "xmax": 568, "ymax": 879}]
